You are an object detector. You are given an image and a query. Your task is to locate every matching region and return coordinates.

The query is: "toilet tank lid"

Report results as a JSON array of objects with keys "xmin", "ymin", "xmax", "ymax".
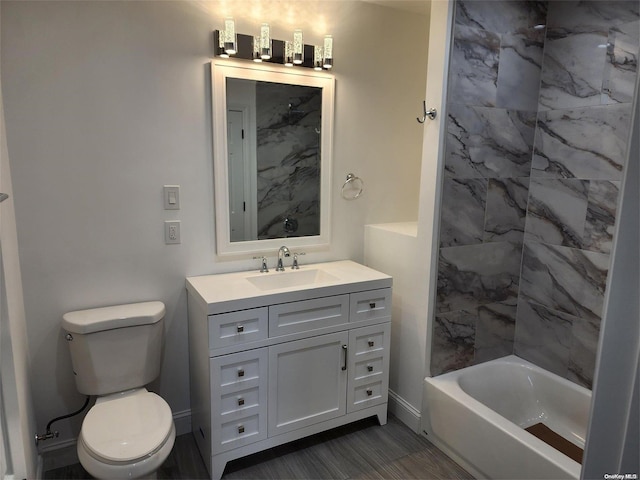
[{"xmin": 62, "ymin": 301, "xmax": 165, "ymax": 334}]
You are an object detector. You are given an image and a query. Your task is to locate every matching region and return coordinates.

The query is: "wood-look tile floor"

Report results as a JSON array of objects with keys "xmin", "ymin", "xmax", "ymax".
[{"xmin": 44, "ymin": 414, "xmax": 473, "ymax": 480}]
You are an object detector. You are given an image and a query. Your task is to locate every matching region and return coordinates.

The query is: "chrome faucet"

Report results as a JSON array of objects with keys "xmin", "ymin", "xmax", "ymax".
[{"xmin": 276, "ymin": 246, "xmax": 291, "ymax": 271}]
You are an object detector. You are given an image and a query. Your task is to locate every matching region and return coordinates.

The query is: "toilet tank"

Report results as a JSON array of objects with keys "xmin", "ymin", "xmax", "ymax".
[{"xmin": 62, "ymin": 301, "xmax": 166, "ymax": 396}]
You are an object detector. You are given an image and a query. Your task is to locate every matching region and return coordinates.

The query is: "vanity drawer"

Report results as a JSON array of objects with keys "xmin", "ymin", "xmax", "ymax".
[
  {"xmin": 219, "ymin": 386, "xmax": 261, "ymax": 416},
  {"xmin": 216, "ymin": 412, "xmax": 265, "ymax": 453},
  {"xmin": 349, "ymin": 288, "xmax": 391, "ymax": 323},
  {"xmin": 352, "ymin": 327, "xmax": 387, "ymax": 356},
  {"xmin": 352, "ymin": 355, "xmax": 385, "ymax": 381},
  {"xmin": 269, "ymin": 295, "xmax": 349, "ymax": 337},
  {"xmin": 211, "ymin": 349, "xmax": 268, "ymax": 453},
  {"xmin": 209, "ymin": 308, "xmax": 268, "ymax": 349},
  {"xmin": 347, "ymin": 323, "xmax": 390, "ymax": 413},
  {"xmin": 350, "ymin": 379, "xmax": 386, "ymax": 411}
]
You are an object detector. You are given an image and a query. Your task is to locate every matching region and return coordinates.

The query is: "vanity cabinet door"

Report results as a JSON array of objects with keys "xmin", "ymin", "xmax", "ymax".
[
  {"xmin": 347, "ymin": 323, "xmax": 391, "ymax": 413},
  {"xmin": 268, "ymin": 331, "xmax": 348, "ymax": 436},
  {"xmin": 211, "ymin": 348, "xmax": 268, "ymax": 453}
]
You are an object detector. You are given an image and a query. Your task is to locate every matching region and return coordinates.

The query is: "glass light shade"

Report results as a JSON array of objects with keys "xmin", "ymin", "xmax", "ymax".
[
  {"xmin": 284, "ymin": 41, "xmax": 294, "ymax": 67},
  {"xmin": 323, "ymin": 35, "xmax": 333, "ymax": 69},
  {"xmin": 314, "ymin": 45, "xmax": 323, "ymax": 71},
  {"xmin": 223, "ymin": 18, "xmax": 236, "ymax": 55},
  {"xmin": 253, "ymin": 36, "xmax": 262, "ymax": 62},
  {"xmin": 293, "ymin": 29, "xmax": 303, "ymax": 64},
  {"xmin": 217, "ymin": 30, "xmax": 229, "ymax": 58},
  {"xmin": 260, "ymin": 23, "xmax": 271, "ymax": 60}
]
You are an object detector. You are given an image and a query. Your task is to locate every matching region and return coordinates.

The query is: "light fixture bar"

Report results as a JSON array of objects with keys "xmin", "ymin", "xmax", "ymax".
[{"xmin": 212, "ymin": 29, "xmax": 334, "ymax": 70}]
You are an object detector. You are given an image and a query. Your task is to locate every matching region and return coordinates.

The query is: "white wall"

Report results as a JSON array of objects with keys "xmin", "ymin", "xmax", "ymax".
[
  {"xmin": 0, "ymin": 6, "xmax": 38, "ymax": 474},
  {"xmin": 0, "ymin": 0, "xmax": 428, "ymax": 446}
]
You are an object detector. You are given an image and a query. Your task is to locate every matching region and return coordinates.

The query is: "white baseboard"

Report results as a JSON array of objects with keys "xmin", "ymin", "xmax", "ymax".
[
  {"xmin": 38, "ymin": 409, "xmax": 192, "ymax": 473},
  {"xmin": 388, "ymin": 389, "xmax": 421, "ymax": 433}
]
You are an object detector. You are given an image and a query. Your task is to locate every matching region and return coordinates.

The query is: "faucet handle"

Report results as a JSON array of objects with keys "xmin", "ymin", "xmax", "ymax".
[
  {"xmin": 253, "ymin": 256, "xmax": 269, "ymax": 273},
  {"xmin": 291, "ymin": 252, "xmax": 306, "ymax": 270}
]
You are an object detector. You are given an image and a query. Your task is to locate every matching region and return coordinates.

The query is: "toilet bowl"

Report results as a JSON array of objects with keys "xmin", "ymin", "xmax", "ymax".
[
  {"xmin": 77, "ymin": 389, "xmax": 176, "ymax": 479},
  {"xmin": 62, "ymin": 301, "xmax": 176, "ymax": 479}
]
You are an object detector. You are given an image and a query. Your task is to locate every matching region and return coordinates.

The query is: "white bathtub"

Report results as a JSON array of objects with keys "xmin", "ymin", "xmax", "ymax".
[{"xmin": 422, "ymin": 355, "xmax": 591, "ymax": 480}]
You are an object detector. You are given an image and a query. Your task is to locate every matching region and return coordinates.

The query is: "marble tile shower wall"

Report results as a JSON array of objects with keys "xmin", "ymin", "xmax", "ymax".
[
  {"xmin": 256, "ymin": 83, "xmax": 322, "ymax": 239},
  {"xmin": 431, "ymin": 0, "xmax": 639, "ymax": 389}
]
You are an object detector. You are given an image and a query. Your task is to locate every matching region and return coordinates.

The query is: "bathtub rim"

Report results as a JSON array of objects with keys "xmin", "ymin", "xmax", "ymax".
[{"xmin": 422, "ymin": 354, "xmax": 591, "ymax": 480}]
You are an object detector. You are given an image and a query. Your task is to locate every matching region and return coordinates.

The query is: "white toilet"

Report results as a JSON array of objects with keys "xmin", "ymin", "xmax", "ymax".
[{"xmin": 62, "ymin": 301, "xmax": 176, "ymax": 479}]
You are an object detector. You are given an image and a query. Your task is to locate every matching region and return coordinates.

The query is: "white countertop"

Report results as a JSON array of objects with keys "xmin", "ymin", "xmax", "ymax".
[{"xmin": 186, "ymin": 260, "xmax": 392, "ymax": 315}]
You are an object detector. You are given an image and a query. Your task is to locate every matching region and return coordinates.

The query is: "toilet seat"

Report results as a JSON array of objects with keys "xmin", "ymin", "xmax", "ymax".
[{"xmin": 82, "ymin": 389, "xmax": 173, "ymax": 463}]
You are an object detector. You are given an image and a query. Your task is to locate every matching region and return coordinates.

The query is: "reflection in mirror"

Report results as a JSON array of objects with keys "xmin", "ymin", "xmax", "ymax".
[
  {"xmin": 212, "ymin": 61, "xmax": 334, "ymax": 256},
  {"xmin": 226, "ymin": 78, "xmax": 322, "ymax": 242}
]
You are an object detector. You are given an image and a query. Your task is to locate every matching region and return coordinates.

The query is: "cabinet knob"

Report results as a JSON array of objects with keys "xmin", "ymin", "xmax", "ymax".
[
  {"xmin": 368, "ymin": 340, "xmax": 374, "ymax": 347},
  {"xmin": 237, "ymin": 368, "xmax": 245, "ymax": 377},
  {"xmin": 367, "ymin": 365, "xmax": 373, "ymax": 372},
  {"xmin": 369, "ymin": 302, "xmax": 376, "ymax": 309},
  {"xmin": 238, "ymin": 425, "xmax": 245, "ymax": 434},
  {"xmin": 237, "ymin": 397, "xmax": 245, "ymax": 406},
  {"xmin": 366, "ymin": 388, "xmax": 373, "ymax": 396},
  {"xmin": 237, "ymin": 325, "xmax": 244, "ymax": 333}
]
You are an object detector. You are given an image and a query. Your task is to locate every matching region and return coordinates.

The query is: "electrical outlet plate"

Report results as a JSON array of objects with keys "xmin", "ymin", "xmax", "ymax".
[{"xmin": 164, "ymin": 220, "xmax": 181, "ymax": 244}]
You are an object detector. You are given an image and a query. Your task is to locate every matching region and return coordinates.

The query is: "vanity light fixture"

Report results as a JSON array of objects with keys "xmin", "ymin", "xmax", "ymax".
[
  {"xmin": 213, "ymin": 24, "xmax": 334, "ymax": 70},
  {"xmin": 223, "ymin": 17, "xmax": 237, "ymax": 55},
  {"xmin": 323, "ymin": 35, "xmax": 333, "ymax": 69},
  {"xmin": 253, "ymin": 36, "xmax": 263, "ymax": 62},
  {"xmin": 293, "ymin": 29, "xmax": 304, "ymax": 65},
  {"xmin": 314, "ymin": 46, "xmax": 324, "ymax": 71},
  {"xmin": 260, "ymin": 23, "xmax": 271, "ymax": 60},
  {"xmin": 284, "ymin": 41, "xmax": 294, "ymax": 67},
  {"xmin": 217, "ymin": 30, "xmax": 230, "ymax": 58}
]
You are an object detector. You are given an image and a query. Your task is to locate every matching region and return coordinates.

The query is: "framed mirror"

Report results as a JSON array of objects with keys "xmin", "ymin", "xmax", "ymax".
[{"xmin": 211, "ymin": 61, "xmax": 335, "ymax": 256}]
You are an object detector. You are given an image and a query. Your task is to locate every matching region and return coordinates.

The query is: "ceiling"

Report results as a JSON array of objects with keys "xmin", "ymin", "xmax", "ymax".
[{"xmin": 362, "ymin": 0, "xmax": 431, "ymax": 16}]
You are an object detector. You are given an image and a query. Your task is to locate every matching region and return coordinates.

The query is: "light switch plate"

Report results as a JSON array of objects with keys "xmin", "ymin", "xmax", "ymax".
[
  {"xmin": 164, "ymin": 220, "xmax": 181, "ymax": 244},
  {"xmin": 163, "ymin": 185, "xmax": 180, "ymax": 210}
]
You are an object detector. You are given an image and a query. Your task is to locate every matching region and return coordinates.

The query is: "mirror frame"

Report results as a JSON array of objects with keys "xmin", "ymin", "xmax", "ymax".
[{"xmin": 211, "ymin": 60, "xmax": 335, "ymax": 257}]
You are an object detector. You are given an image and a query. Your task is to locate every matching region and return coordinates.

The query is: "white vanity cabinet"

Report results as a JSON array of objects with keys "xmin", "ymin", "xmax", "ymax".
[{"xmin": 186, "ymin": 261, "xmax": 392, "ymax": 480}]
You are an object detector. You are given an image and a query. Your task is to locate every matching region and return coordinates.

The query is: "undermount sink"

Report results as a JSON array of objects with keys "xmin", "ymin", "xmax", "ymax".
[{"xmin": 247, "ymin": 268, "xmax": 340, "ymax": 291}]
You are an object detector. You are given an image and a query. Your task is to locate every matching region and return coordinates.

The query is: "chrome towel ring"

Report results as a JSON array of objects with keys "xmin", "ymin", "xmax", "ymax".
[{"xmin": 341, "ymin": 173, "xmax": 364, "ymax": 200}]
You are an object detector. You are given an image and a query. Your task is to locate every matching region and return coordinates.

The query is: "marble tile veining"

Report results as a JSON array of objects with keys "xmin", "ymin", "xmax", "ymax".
[
  {"xmin": 602, "ymin": 20, "xmax": 640, "ymax": 104},
  {"xmin": 455, "ymin": 0, "xmax": 548, "ymax": 34},
  {"xmin": 474, "ymin": 302, "xmax": 517, "ymax": 364},
  {"xmin": 532, "ymin": 104, "xmax": 631, "ymax": 180},
  {"xmin": 440, "ymin": 177, "xmax": 487, "ymax": 247},
  {"xmin": 448, "ymin": 25, "xmax": 500, "ymax": 107},
  {"xmin": 437, "ymin": 241, "xmax": 522, "ymax": 313},
  {"xmin": 520, "ymin": 241, "xmax": 610, "ymax": 322},
  {"xmin": 546, "ymin": 0, "xmax": 640, "ymax": 31},
  {"xmin": 496, "ymin": 29, "xmax": 545, "ymax": 111},
  {"xmin": 446, "ymin": 104, "xmax": 536, "ymax": 178},
  {"xmin": 255, "ymin": 82, "xmax": 322, "ymax": 238},
  {"xmin": 484, "ymin": 177, "xmax": 530, "ymax": 243},
  {"xmin": 431, "ymin": 311, "xmax": 476, "ymax": 376},
  {"xmin": 524, "ymin": 178, "xmax": 589, "ymax": 248},
  {"xmin": 514, "ymin": 298, "xmax": 574, "ymax": 378},
  {"xmin": 567, "ymin": 316, "xmax": 601, "ymax": 389},
  {"xmin": 538, "ymin": 28, "xmax": 609, "ymax": 110},
  {"xmin": 583, "ymin": 180, "xmax": 620, "ymax": 254}
]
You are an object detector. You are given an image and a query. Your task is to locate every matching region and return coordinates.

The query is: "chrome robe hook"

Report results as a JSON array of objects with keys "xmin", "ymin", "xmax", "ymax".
[{"xmin": 417, "ymin": 101, "xmax": 437, "ymax": 123}]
